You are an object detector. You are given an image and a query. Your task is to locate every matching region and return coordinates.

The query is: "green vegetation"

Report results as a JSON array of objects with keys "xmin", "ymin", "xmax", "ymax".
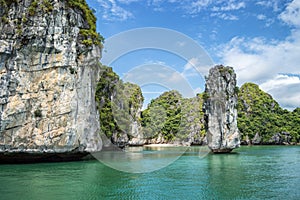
[
  {"xmin": 218, "ymin": 65, "xmax": 233, "ymax": 75},
  {"xmin": 178, "ymin": 94, "xmax": 205, "ymax": 142},
  {"xmin": 142, "ymin": 90, "xmax": 182, "ymax": 141},
  {"xmin": 95, "ymin": 65, "xmax": 143, "ymax": 139},
  {"xmin": 237, "ymin": 83, "xmax": 300, "ymax": 143},
  {"xmin": 95, "ymin": 65, "xmax": 120, "ymax": 138},
  {"xmin": 202, "ymin": 92, "xmax": 209, "ymax": 101},
  {"xmin": 0, "ymin": 0, "xmax": 17, "ymax": 7},
  {"xmin": 69, "ymin": 67, "xmax": 77, "ymax": 74},
  {"xmin": 141, "ymin": 90, "xmax": 205, "ymax": 143},
  {"xmin": 0, "ymin": 0, "xmax": 104, "ymax": 46},
  {"xmin": 0, "ymin": 0, "xmax": 18, "ymax": 23},
  {"xmin": 29, "ymin": 0, "xmax": 54, "ymax": 16},
  {"xmin": 67, "ymin": 0, "xmax": 104, "ymax": 46},
  {"xmin": 93, "ymin": 65, "xmax": 299, "ymax": 145},
  {"xmin": 28, "ymin": 0, "xmax": 38, "ymax": 16},
  {"xmin": 42, "ymin": 0, "xmax": 53, "ymax": 13},
  {"xmin": 1, "ymin": 16, "xmax": 9, "ymax": 23}
]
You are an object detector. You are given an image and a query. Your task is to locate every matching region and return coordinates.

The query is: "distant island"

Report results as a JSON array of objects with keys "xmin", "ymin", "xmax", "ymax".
[
  {"xmin": 0, "ymin": 0, "xmax": 299, "ymax": 163},
  {"xmin": 97, "ymin": 65, "xmax": 300, "ymax": 148}
]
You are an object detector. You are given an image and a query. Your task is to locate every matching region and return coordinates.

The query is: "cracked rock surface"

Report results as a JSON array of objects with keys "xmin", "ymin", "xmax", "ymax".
[
  {"xmin": 0, "ymin": 0, "xmax": 102, "ymax": 155},
  {"xmin": 204, "ymin": 65, "xmax": 240, "ymax": 153}
]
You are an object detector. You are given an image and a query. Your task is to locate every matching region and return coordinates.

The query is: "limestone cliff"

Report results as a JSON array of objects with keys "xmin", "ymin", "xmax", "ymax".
[
  {"xmin": 203, "ymin": 65, "xmax": 240, "ymax": 152},
  {"xmin": 95, "ymin": 65, "xmax": 144, "ymax": 148},
  {"xmin": 0, "ymin": 0, "xmax": 103, "ymax": 158}
]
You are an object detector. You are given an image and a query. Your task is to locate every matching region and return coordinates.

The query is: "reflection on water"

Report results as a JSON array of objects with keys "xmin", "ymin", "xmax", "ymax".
[
  {"xmin": 0, "ymin": 146, "xmax": 299, "ymax": 199},
  {"xmin": 92, "ymin": 146, "xmax": 190, "ymax": 173}
]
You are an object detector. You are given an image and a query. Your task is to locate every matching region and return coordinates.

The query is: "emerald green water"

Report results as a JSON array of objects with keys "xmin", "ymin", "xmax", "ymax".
[{"xmin": 0, "ymin": 146, "xmax": 299, "ymax": 200}]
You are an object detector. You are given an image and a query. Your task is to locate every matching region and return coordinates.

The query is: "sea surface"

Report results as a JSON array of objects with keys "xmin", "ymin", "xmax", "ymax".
[{"xmin": 0, "ymin": 146, "xmax": 299, "ymax": 200}]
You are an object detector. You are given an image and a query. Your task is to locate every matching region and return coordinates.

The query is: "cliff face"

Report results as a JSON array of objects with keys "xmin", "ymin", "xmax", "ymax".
[
  {"xmin": 204, "ymin": 65, "xmax": 240, "ymax": 152},
  {"xmin": 0, "ymin": 0, "xmax": 102, "ymax": 155},
  {"xmin": 95, "ymin": 65, "xmax": 144, "ymax": 148}
]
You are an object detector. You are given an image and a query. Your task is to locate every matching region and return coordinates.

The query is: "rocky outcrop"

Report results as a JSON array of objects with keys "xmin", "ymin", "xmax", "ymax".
[
  {"xmin": 95, "ymin": 66, "xmax": 144, "ymax": 148},
  {"xmin": 0, "ymin": 0, "xmax": 103, "ymax": 159},
  {"xmin": 237, "ymin": 83, "xmax": 300, "ymax": 145},
  {"xmin": 269, "ymin": 132, "xmax": 292, "ymax": 145},
  {"xmin": 203, "ymin": 65, "xmax": 240, "ymax": 153}
]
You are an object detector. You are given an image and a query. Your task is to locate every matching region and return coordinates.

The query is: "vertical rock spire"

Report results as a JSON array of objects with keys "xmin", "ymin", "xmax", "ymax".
[{"xmin": 203, "ymin": 65, "xmax": 240, "ymax": 153}]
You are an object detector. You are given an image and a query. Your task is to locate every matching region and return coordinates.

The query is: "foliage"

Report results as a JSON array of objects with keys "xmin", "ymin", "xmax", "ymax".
[
  {"xmin": 0, "ymin": 0, "xmax": 104, "ymax": 46},
  {"xmin": 67, "ymin": 0, "xmax": 104, "ymax": 46},
  {"xmin": 142, "ymin": 90, "xmax": 182, "ymax": 141},
  {"xmin": 218, "ymin": 65, "xmax": 233, "ymax": 75},
  {"xmin": 237, "ymin": 83, "xmax": 300, "ymax": 143},
  {"xmin": 93, "ymin": 64, "xmax": 300, "ymax": 145},
  {"xmin": 95, "ymin": 65, "xmax": 120, "ymax": 138},
  {"xmin": 202, "ymin": 92, "xmax": 210, "ymax": 101},
  {"xmin": 178, "ymin": 94, "xmax": 205, "ymax": 141},
  {"xmin": 1, "ymin": 0, "xmax": 18, "ymax": 23},
  {"xmin": 141, "ymin": 90, "xmax": 206, "ymax": 143},
  {"xmin": 28, "ymin": 0, "xmax": 38, "ymax": 16},
  {"xmin": 41, "ymin": 0, "xmax": 53, "ymax": 13},
  {"xmin": 95, "ymin": 65, "xmax": 143, "ymax": 139},
  {"xmin": 0, "ymin": 0, "xmax": 17, "ymax": 7}
]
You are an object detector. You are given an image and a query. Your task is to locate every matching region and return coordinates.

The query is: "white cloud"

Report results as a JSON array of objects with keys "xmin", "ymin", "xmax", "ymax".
[
  {"xmin": 97, "ymin": 0, "xmax": 133, "ymax": 21},
  {"xmin": 143, "ymin": 60, "xmax": 166, "ymax": 66},
  {"xmin": 279, "ymin": 0, "xmax": 300, "ymax": 26},
  {"xmin": 218, "ymin": 0, "xmax": 300, "ymax": 109},
  {"xmin": 97, "ymin": 0, "xmax": 246, "ymax": 21},
  {"xmin": 212, "ymin": 1, "xmax": 245, "ymax": 12},
  {"xmin": 181, "ymin": 57, "xmax": 211, "ymax": 81},
  {"xmin": 211, "ymin": 12, "xmax": 239, "ymax": 20},
  {"xmin": 189, "ymin": 0, "xmax": 212, "ymax": 13},
  {"xmin": 219, "ymin": 30, "xmax": 300, "ymax": 84},
  {"xmin": 256, "ymin": 0, "xmax": 280, "ymax": 12},
  {"xmin": 260, "ymin": 74, "xmax": 300, "ymax": 110},
  {"xmin": 117, "ymin": 0, "xmax": 140, "ymax": 4},
  {"xmin": 260, "ymin": 74, "xmax": 300, "ymax": 91},
  {"xmin": 256, "ymin": 14, "xmax": 274, "ymax": 27},
  {"xmin": 257, "ymin": 14, "xmax": 266, "ymax": 20}
]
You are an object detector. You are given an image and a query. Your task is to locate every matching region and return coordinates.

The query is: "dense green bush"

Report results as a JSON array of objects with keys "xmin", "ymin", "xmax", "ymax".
[
  {"xmin": 141, "ymin": 91, "xmax": 206, "ymax": 143},
  {"xmin": 67, "ymin": 0, "xmax": 104, "ymax": 46},
  {"xmin": 237, "ymin": 83, "xmax": 300, "ymax": 143},
  {"xmin": 95, "ymin": 65, "xmax": 143, "ymax": 139},
  {"xmin": 141, "ymin": 90, "xmax": 182, "ymax": 141}
]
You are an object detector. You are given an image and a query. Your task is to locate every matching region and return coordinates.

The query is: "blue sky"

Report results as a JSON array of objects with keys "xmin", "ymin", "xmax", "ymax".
[{"xmin": 87, "ymin": 0, "xmax": 300, "ymax": 110}]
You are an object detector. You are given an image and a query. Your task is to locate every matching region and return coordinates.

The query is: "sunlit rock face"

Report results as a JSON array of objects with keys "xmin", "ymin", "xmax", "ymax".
[
  {"xmin": 203, "ymin": 65, "xmax": 240, "ymax": 153},
  {"xmin": 0, "ymin": 0, "xmax": 102, "ymax": 156}
]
